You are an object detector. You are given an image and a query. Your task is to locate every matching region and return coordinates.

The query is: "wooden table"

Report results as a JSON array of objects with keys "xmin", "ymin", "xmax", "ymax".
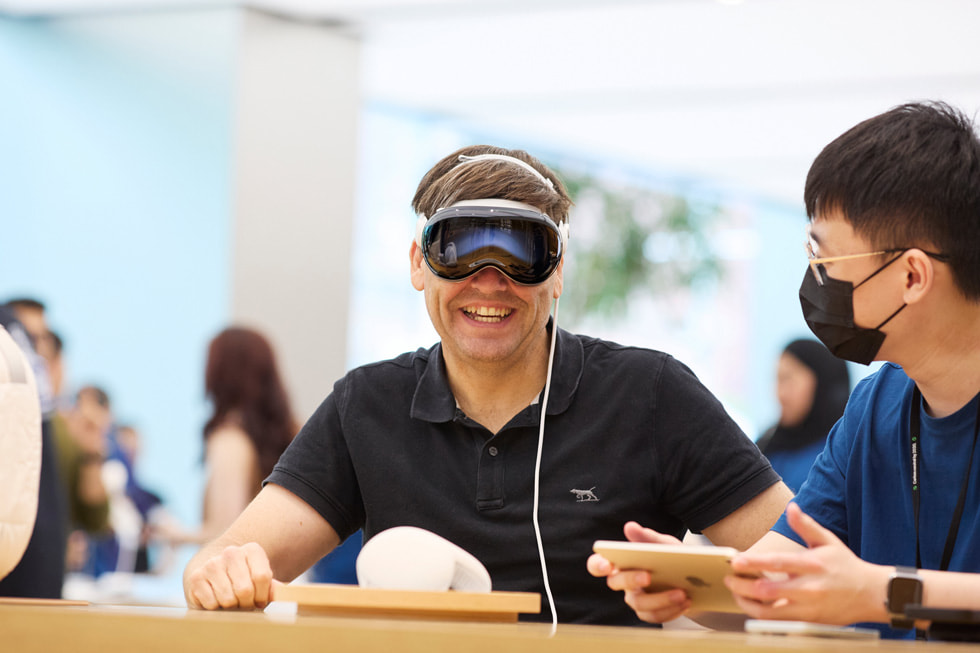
[{"xmin": 1, "ymin": 601, "xmax": 972, "ymax": 653}]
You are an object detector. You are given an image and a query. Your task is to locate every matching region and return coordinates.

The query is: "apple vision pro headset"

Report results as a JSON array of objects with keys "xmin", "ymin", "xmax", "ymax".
[
  {"xmin": 359, "ymin": 154, "xmax": 566, "ymax": 630},
  {"xmin": 0, "ymin": 325, "xmax": 42, "ymax": 582}
]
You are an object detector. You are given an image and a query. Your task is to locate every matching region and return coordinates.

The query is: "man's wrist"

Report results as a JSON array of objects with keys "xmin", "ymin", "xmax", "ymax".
[{"xmin": 862, "ymin": 563, "xmax": 893, "ymax": 624}]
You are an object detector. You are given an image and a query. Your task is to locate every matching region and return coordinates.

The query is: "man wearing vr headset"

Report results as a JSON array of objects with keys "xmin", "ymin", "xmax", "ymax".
[{"xmin": 184, "ymin": 145, "xmax": 791, "ymax": 625}]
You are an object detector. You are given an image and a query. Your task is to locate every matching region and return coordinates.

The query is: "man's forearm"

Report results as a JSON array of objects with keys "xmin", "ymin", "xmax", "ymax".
[{"xmin": 920, "ymin": 570, "xmax": 980, "ymax": 611}]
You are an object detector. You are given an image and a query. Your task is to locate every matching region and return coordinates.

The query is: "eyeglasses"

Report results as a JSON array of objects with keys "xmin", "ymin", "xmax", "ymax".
[
  {"xmin": 805, "ymin": 226, "xmax": 950, "ymax": 286},
  {"xmin": 418, "ymin": 205, "xmax": 564, "ymax": 285}
]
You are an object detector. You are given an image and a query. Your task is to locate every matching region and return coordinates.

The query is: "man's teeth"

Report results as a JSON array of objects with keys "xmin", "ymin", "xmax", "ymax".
[{"xmin": 463, "ymin": 306, "xmax": 513, "ymax": 322}]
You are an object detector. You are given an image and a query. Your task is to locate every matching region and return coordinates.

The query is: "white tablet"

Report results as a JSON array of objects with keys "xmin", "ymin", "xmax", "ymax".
[
  {"xmin": 592, "ymin": 541, "xmax": 744, "ymax": 613},
  {"xmin": 745, "ymin": 619, "xmax": 880, "ymax": 639}
]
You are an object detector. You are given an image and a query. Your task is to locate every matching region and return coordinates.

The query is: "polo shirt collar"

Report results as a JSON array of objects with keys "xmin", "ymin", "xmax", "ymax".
[{"xmin": 410, "ymin": 319, "xmax": 583, "ymax": 424}]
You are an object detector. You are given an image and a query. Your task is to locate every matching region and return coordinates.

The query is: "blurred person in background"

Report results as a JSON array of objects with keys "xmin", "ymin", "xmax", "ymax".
[
  {"xmin": 56, "ymin": 384, "xmax": 113, "ymax": 569},
  {"xmin": 3, "ymin": 299, "xmax": 54, "ymax": 415},
  {"xmin": 196, "ymin": 327, "xmax": 298, "ymax": 542},
  {"xmin": 755, "ymin": 339, "xmax": 850, "ymax": 493},
  {"xmin": 114, "ymin": 424, "xmax": 179, "ymax": 575},
  {"xmin": 5, "ymin": 304, "xmax": 112, "ymax": 552},
  {"xmin": 75, "ymin": 385, "xmax": 141, "ymax": 580}
]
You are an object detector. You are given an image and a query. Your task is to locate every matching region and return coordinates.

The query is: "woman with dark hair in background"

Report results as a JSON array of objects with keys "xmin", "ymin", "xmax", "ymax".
[
  {"xmin": 756, "ymin": 338, "xmax": 850, "ymax": 493},
  {"xmin": 198, "ymin": 327, "xmax": 297, "ymax": 542}
]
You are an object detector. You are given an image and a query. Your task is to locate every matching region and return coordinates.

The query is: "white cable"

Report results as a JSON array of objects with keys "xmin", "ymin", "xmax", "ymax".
[{"xmin": 532, "ymin": 294, "xmax": 561, "ymax": 636}]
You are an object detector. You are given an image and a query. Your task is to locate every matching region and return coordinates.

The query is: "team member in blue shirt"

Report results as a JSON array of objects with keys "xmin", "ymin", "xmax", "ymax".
[{"xmin": 593, "ymin": 101, "xmax": 980, "ymax": 637}]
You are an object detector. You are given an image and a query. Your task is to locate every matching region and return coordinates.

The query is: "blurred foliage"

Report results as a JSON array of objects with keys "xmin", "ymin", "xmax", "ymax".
[{"xmin": 555, "ymin": 168, "xmax": 724, "ymax": 323}]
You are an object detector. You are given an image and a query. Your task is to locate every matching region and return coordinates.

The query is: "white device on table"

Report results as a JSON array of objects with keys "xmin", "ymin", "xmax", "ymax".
[
  {"xmin": 745, "ymin": 619, "xmax": 880, "ymax": 639},
  {"xmin": 592, "ymin": 540, "xmax": 748, "ymax": 613},
  {"xmin": 356, "ymin": 526, "xmax": 492, "ymax": 593}
]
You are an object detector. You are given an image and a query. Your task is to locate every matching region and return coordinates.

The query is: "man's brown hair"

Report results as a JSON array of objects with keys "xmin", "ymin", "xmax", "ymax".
[{"xmin": 412, "ymin": 145, "xmax": 572, "ymax": 225}]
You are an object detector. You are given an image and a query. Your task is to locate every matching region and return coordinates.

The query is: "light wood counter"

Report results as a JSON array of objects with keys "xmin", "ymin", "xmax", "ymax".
[{"xmin": 1, "ymin": 601, "xmax": 972, "ymax": 653}]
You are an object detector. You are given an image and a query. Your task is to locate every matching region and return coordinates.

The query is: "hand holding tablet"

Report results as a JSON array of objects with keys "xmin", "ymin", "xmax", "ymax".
[{"xmin": 592, "ymin": 540, "xmax": 750, "ymax": 613}]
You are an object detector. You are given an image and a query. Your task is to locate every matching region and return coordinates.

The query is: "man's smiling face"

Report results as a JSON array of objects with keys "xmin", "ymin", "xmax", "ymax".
[{"xmin": 411, "ymin": 242, "xmax": 563, "ymax": 368}]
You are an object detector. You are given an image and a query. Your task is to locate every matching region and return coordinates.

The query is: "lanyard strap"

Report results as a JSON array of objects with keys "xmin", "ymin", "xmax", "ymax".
[{"xmin": 910, "ymin": 386, "xmax": 980, "ymax": 571}]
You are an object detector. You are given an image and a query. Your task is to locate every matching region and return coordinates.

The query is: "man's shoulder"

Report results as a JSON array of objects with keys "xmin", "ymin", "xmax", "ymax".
[
  {"xmin": 573, "ymin": 332, "xmax": 698, "ymax": 382},
  {"xmin": 574, "ymin": 331, "xmax": 673, "ymax": 363},
  {"xmin": 828, "ymin": 363, "xmax": 911, "ymax": 448},
  {"xmin": 336, "ymin": 345, "xmax": 440, "ymax": 396},
  {"xmin": 849, "ymin": 362, "xmax": 911, "ymax": 404},
  {"xmin": 348, "ymin": 345, "xmax": 438, "ymax": 375}
]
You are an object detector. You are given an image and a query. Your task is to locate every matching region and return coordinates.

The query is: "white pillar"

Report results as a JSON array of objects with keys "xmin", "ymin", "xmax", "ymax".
[{"xmin": 231, "ymin": 8, "xmax": 359, "ymax": 421}]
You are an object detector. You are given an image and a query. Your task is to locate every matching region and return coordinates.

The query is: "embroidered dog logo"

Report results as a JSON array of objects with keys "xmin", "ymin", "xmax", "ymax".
[{"xmin": 570, "ymin": 487, "xmax": 599, "ymax": 502}]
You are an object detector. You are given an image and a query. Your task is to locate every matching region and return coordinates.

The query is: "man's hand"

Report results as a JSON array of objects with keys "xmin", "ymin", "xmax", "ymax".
[
  {"xmin": 184, "ymin": 542, "xmax": 283, "ymax": 610},
  {"xmin": 586, "ymin": 521, "xmax": 692, "ymax": 623},
  {"xmin": 725, "ymin": 503, "xmax": 890, "ymax": 625}
]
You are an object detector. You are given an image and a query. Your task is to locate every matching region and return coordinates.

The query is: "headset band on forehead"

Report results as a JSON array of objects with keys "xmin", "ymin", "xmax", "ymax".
[
  {"xmin": 454, "ymin": 154, "xmax": 556, "ymax": 191},
  {"xmin": 416, "ymin": 198, "xmax": 568, "ymax": 247}
]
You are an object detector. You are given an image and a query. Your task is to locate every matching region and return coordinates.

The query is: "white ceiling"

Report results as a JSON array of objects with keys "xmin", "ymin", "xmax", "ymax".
[{"xmin": 4, "ymin": 0, "xmax": 980, "ymax": 205}]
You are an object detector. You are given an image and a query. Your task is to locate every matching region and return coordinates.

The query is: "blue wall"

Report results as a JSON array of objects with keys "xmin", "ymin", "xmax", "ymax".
[{"xmin": 0, "ymin": 10, "xmax": 238, "ymax": 525}]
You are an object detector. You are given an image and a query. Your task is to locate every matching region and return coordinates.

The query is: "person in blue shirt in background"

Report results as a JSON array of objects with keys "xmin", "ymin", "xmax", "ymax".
[
  {"xmin": 756, "ymin": 339, "xmax": 849, "ymax": 493},
  {"xmin": 593, "ymin": 101, "xmax": 980, "ymax": 639}
]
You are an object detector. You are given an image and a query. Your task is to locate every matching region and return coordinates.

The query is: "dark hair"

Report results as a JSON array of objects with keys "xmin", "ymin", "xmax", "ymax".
[
  {"xmin": 204, "ymin": 327, "xmax": 296, "ymax": 478},
  {"xmin": 804, "ymin": 101, "xmax": 980, "ymax": 300},
  {"xmin": 4, "ymin": 297, "xmax": 46, "ymax": 312},
  {"xmin": 77, "ymin": 385, "xmax": 111, "ymax": 409},
  {"xmin": 412, "ymin": 145, "xmax": 573, "ymax": 225},
  {"xmin": 758, "ymin": 338, "xmax": 850, "ymax": 455}
]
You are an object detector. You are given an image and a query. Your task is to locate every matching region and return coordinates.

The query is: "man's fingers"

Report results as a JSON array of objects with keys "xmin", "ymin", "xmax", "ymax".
[
  {"xmin": 725, "ymin": 572, "xmax": 828, "ymax": 618},
  {"xmin": 731, "ymin": 593, "xmax": 800, "ymax": 621},
  {"xmin": 187, "ymin": 573, "xmax": 220, "ymax": 610},
  {"xmin": 731, "ymin": 552, "xmax": 825, "ymax": 577},
  {"xmin": 605, "ymin": 570, "xmax": 652, "ymax": 592},
  {"xmin": 586, "ymin": 553, "xmax": 613, "ymax": 577},
  {"xmin": 187, "ymin": 543, "xmax": 276, "ymax": 610},
  {"xmin": 624, "ymin": 589, "xmax": 690, "ymax": 624},
  {"xmin": 586, "ymin": 551, "xmax": 653, "ymax": 592},
  {"xmin": 594, "ymin": 522, "xmax": 687, "ymax": 624},
  {"xmin": 201, "ymin": 553, "xmax": 239, "ymax": 608},
  {"xmin": 724, "ymin": 574, "xmax": 787, "ymax": 604},
  {"xmin": 623, "ymin": 521, "xmax": 683, "ymax": 545},
  {"xmin": 243, "ymin": 543, "xmax": 275, "ymax": 609},
  {"xmin": 184, "ymin": 543, "xmax": 279, "ymax": 611},
  {"xmin": 785, "ymin": 503, "xmax": 835, "ymax": 549}
]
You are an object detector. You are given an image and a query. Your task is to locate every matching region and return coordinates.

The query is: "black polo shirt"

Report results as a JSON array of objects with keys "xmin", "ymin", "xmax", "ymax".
[{"xmin": 267, "ymin": 327, "xmax": 779, "ymax": 625}]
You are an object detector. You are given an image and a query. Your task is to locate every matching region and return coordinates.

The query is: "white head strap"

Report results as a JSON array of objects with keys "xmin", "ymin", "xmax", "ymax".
[{"xmin": 455, "ymin": 154, "xmax": 555, "ymax": 190}]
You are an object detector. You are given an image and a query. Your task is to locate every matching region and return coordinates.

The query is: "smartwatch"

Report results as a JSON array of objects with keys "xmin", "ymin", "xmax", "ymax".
[{"xmin": 886, "ymin": 566, "xmax": 923, "ymax": 629}]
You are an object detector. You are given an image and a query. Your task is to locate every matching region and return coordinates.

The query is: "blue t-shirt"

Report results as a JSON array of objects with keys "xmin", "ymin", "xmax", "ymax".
[
  {"xmin": 773, "ymin": 363, "xmax": 980, "ymax": 638},
  {"xmin": 765, "ymin": 438, "xmax": 826, "ymax": 494}
]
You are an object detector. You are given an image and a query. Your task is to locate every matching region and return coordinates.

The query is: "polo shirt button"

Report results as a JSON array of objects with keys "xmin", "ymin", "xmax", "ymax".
[{"xmin": 488, "ymin": 446, "xmax": 499, "ymax": 456}]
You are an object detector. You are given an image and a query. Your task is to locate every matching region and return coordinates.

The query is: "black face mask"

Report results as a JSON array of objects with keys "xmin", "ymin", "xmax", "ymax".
[{"xmin": 798, "ymin": 254, "xmax": 907, "ymax": 365}]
